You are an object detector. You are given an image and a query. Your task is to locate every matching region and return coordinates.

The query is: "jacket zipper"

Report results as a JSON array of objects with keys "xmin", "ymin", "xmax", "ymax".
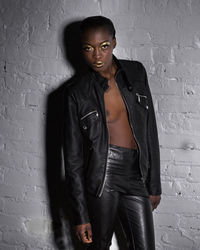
[
  {"xmin": 98, "ymin": 86, "xmax": 110, "ymax": 197},
  {"xmin": 115, "ymin": 83, "xmax": 144, "ymax": 182},
  {"xmin": 80, "ymin": 110, "xmax": 98, "ymax": 120}
]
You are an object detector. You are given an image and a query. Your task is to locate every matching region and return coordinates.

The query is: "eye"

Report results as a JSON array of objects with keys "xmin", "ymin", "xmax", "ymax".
[
  {"xmin": 82, "ymin": 45, "xmax": 94, "ymax": 52},
  {"xmin": 101, "ymin": 42, "xmax": 110, "ymax": 50}
]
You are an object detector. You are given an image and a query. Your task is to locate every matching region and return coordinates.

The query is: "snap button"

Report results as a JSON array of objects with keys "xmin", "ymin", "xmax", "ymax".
[
  {"xmin": 83, "ymin": 125, "xmax": 87, "ymax": 130},
  {"xmin": 146, "ymin": 105, "xmax": 149, "ymax": 109}
]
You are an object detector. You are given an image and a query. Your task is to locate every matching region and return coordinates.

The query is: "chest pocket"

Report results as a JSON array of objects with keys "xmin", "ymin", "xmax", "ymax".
[
  {"xmin": 136, "ymin": 93, "xmax": 149, "ymax": 110},
  {"xmin": 79, "ymin": 110, "xmax": 100, "ymax": 139}
]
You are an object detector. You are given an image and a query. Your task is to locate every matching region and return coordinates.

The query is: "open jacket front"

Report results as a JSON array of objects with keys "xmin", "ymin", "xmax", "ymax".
[{"xmin": 63, "ymin": 56, "xmax": 161, "ymax": 225}]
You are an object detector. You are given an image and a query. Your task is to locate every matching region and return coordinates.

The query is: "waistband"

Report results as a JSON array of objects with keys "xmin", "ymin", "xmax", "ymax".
[{"xmin": 108, "ymin": 144, "xmax": 138, "ymax": 154}]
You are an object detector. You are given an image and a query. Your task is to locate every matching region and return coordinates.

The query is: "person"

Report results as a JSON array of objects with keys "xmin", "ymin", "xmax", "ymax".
[{"xmin": 64, "ymin": 16, "xmax": 161, "ymax": 250}]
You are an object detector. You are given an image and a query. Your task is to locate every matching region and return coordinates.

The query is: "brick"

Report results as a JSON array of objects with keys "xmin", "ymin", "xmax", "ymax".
[
  {"xmin": 157, "ymin": 198, "xmax": 200, "ymax": 214},
  {"xmin": 159, "ymin": 133, "xmax": 200, "ymax": 149},
  {"xmin": 115, "ymin": 47, "xmax": 133, "ymax": 61},
  {"xmin": 185, "ymin": 84, "xmax": 200, "ymax": 97},
  {"xmin": 158, "ymin": 96, "xmax": 200, "ymax": 113},
  {"xmin": 161, "ymin": 181, "xmax": 175, "ymax": 196},
  {"xmin": 0, "ymin": 214, "xmax": 23, "ymax": 228},
  {"xmin": 64, "ymin": 0, "xmax": 100, "ymax": 16},
  {"xmin": 23, "ymin": 59, "xmax": 44, "ymax": 75},
  {"xmin": 177, "ymin": 16, "xmax": 200, "ymax": 48},
  {"xmin": 152, "ymin": 47, "xmax": 173, "ymax": 64},
  {"xmin": 42, "ymin": 58, "xmax": 67, "ymax": 75},
  {"xmin": 0, "ymin": 198, "xmax": 4, "ymax": 213},
  {"xmin": 0, "ymin": 120, "xmax": 23, "ymax": 140},
  {"xmin": 160, "ymin": 148, "xmax": 172, "ymax": 162},
  {"xmin": 135, "ymin": 46, "xmax": 152, "ymax": 62},
  {"xmin": 6, "ymin": 106, "xmax": 40, "ymax": 123},
  {"xmin": 166, "ymin": 165, "xmax": 190, "ymax": 178},
  {"xmin": 149, "ymin": 77, "xmax": 183, "ymax": 96},
  {"xmin": 0, "ymin": 148, "xmax": 27, "ymax": 169},
  {"xmin": 188, "ymin": 167, "xmax": 200, "ymax": 183},
  {"xmin": 29, "ymin": 11, "xmax": 49, "ymax": 30},
  {"xmin": 157, "ymin": 113, "xmax": 191, "ymax": 134},
  {"xmin": 49, "ymin": 4, "xmax": 66, "ymax": 30},
  {"xmin": 112, "ymin": 15, "xmax": 135, "ymax": 31},
  {"xmin": 0, "ymin": 183, "xmax": 24, "ymax": 199},
  {"xmin": 24, "ymin": 218, "xmax": 49, "ymax": 235},
  {"xmin": 3, "ymin": 230, "xmax": 28, "ymax": 245},
  {"xmin": 0, "ymin": 89, "xmax": 25, "ymax": 106},
  {"xmin": 24, "ymin": 186, "xmax": 47, "ymax": 202},
  {"xmin": 153, "ymin": 213, "xmax": 179, "ymax": 228},
  {"xmin": 5, "ymin": 74, "xmax": 41, "ymax": 92},
  {"xmin": 162, "ymin": 230, "xmax": 194, "ymax": 248},
  {"xmin": 6, "ymin": 140, "xmax": 43, "ymax": 157},
  {"xmin": 4, "ymin": 168, "xmax": 46, "ymax": 188},
  {"xmin": 136, "ymin": 20, "xmax": 180, "ymax": 46},
  {"xmin": 29, "ymin": 28, "xmax": 58, "ymax": 45},
  {"xmin": 175, "ymin": 48, "xmax": 200, "ymax": 64},
  {"xmin": 174, "ymin": 149, "xmax": 200, "ymax": 165},
  {"xmin": 29, "ymin": 44, "xmax": 58, "ymax": 59},
  {"xmin": 20, "ymin": 121, "xmax": 44, "ymax": 141},
  {"xmin": 0, "ymin": 166, "xmax": 5, "ymax": 182},
  {"xmin": 4, "ymin": 199, "xmax": 44, "ymax": 217},
  {"xmin": 101, "ymin": 0, "xmax": 129, "ymax": 15},
  {"xmin": 5, "ymin": 42, "xmax": 28, "ymax": 64},
  {"xmin": 0, "ymin": 244, "xmax": 17, "ymax": 250},
  {"xmin": 162, "ymin": 63, "xmax": 200, "ymax": 82},
  {"xmin": 25, "ymin": 91, "xmax": 44, "ymax": 108}
]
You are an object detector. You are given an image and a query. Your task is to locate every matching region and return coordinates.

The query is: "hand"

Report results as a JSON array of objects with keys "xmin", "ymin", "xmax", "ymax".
[
  {"xmin": 75, "ymin": 223, "xmax": 92, "ymax": 244},
  {"xmin": 149, "ymin": 195, "xmax": 161, "ymax": 211}
]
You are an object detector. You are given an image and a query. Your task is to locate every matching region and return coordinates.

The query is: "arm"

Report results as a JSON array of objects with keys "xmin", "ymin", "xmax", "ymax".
[
  {"xmin": 63, "ymin": 88, "xmax": 90, "ymax": 225},
  {"xmin": 142, "ymin": 65, "xmax": 162, "ymax": 207}
]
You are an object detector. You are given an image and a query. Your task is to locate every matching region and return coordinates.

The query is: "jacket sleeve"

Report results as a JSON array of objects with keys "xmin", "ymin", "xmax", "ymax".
[
  {"xmin": 63, "ymin": 88, "xmax": 89, "ymax": 225},
  {"xmin": 142, "ymin": 65, "xmax": 162, "ymax": 195}
]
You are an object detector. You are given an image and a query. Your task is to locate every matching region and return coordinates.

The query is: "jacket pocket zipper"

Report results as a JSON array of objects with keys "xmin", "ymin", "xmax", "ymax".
[
  {"xmin": 80, "ymin": 110, "xmax": 98, "ymax": 121},
  {"xmin": 136, "ymin": 93, "xmax": 147, "ymax": 103},
  {"xmin": 136, "ymin": 93, "xmax": 149, "ymax": 109}
]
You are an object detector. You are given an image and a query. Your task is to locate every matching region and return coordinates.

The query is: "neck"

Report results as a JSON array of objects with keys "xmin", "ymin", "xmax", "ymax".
[{"xmin": 100, "ymin": 60, "xmax": 117, "ymax": 80}]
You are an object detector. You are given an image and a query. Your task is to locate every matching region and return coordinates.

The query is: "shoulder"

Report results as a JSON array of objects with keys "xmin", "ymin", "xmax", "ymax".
[
  {"xmin": 118, "ymin": 59, "xmax": 147, "ymax": 82},
  {"xmin": 64, "ymin": 72, "xmax": 92, "ymax": 98}
]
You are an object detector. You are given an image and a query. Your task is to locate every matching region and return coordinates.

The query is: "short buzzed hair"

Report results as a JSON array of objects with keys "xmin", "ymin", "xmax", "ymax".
[{"xmin": 80, "ymin": 16, "xmax": 116, "ymax": 38}]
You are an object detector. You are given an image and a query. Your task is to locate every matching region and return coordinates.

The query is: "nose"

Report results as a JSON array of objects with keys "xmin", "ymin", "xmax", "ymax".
[{"xmin": 93, "ymin": 47, "xmax": 101, "ymax": 59}]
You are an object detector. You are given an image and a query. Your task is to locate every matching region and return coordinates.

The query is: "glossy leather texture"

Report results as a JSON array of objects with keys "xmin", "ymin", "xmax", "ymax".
[
  {"xmin": 64, "ymin": 56, "xmax": 161, "ymax": 224},
  {"xmin": 104, "ymin": 144, "xmax": 149, "ymax": 197},
  {"xmin": 87, "ymin": 192, "xmax": 155, "ymax": 250},
  {"xmin": 86, "ymin": 144, "xmax": 155, "ymax": 250}
]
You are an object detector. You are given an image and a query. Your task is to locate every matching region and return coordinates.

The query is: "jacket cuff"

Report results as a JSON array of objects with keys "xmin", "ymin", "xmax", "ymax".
[
  {"xmin": 147, "ymin": 182, "xmax": 162, "ymax": 196},
  {"xmin": 74, "ymin": 214, "xmax": 90, "ymax": 226}
]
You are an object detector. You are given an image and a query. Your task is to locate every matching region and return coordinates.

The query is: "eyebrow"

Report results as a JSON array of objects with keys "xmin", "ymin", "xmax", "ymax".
[{"xmin": 82, "ymin": 40, "xmax": 111, "ymax": 46}]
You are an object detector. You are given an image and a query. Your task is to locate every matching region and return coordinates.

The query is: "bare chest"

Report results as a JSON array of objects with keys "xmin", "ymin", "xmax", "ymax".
[{"xmin": 104, "ymin": 83, "xmax": 127, "ymax": 123}]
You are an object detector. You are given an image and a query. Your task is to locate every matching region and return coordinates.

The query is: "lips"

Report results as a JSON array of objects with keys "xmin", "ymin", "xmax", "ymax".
[{"xmin": 93, "ymin": 61, "xmax": 104, "ymax": 68}]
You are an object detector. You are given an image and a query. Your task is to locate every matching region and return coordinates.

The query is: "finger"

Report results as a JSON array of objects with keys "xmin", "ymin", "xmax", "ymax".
[
  {"xmin": 88, "ymin": 228, "xmax": 92, "ymax": 240},
  {"xmin": 81, "ymin": 232, "xmax": 92, "ymax": 243}
]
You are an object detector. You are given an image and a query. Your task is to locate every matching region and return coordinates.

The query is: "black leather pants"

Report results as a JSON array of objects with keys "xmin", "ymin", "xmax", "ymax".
[{"xmin": 86, "ymin": 144, "xmax": 155, "ymax": 250}]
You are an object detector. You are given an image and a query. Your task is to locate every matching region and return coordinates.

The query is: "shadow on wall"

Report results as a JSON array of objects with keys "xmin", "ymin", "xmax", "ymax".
[{"xmin": 45, "ymin": 20, "xmax": 127, "ymax": 250}]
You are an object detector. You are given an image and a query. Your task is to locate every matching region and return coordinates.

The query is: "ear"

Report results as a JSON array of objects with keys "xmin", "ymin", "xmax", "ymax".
[{"xmin": 113, "ymin": 38, "xmax": 116, "ymax": 49}]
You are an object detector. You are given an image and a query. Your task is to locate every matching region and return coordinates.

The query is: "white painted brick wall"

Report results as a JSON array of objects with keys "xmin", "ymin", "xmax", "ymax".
[{"xmin": 0, "ymin": 0, "xmax": 200, "ymax": 249}]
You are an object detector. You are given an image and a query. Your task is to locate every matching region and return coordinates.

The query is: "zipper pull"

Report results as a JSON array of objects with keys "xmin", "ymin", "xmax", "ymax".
[{"xmin": 136, "ymin": 93, "xmax": 140, "ymax": 102}]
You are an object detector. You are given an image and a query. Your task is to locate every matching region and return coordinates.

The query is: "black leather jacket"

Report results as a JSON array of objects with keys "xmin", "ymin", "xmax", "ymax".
[{"xmin": 64, "ymin": 56, "xmax": 161, "ymax": 225}]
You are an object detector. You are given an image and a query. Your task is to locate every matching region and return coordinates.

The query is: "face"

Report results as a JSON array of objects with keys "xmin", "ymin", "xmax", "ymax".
[{"xmin": 81, "ymin": 28, "xmax": 116, "ymax": 74}]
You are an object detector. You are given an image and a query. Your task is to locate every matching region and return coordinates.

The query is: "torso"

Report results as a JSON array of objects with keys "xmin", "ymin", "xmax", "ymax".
[{"xmin": 104, "ymin": 77, "xmax": 138, "ymax": 149}]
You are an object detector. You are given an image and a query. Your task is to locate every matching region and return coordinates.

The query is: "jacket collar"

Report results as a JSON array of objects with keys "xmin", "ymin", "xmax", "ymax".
[{"xmin": 90, "ymin": 55, "xmax": 129, "ymax": 91}]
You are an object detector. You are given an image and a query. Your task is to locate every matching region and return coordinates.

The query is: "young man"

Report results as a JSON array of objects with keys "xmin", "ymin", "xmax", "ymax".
[{"xmin": 64, "ymin": 16, "xmax": 161, "ymax": 250}]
